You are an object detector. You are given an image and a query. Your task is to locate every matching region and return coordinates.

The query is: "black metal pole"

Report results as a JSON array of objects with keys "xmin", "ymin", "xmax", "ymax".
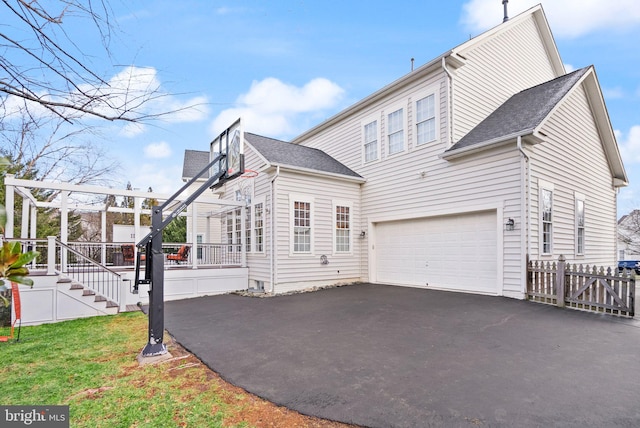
[{"xmin": 141, "ymin": 206, "xmax": 168, "ymax": 357}]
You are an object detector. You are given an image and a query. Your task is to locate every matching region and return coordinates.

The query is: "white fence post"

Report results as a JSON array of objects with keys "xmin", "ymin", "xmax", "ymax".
[
  {"xmin": 47, "ymin": 236, "xmax": 56, "ymax": 275},
  {"xmin": 556, "ymin": 254, "xmax": 566, "ymax": 308}
]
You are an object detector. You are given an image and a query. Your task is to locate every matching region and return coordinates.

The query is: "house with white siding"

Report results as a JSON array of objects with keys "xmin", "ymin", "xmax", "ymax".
[{"xmin": 184, "ymin": 5, "xmax": 627, "ymax": 298}]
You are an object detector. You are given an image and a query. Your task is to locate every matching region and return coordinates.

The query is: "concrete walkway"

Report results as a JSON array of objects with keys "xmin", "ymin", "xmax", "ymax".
[{"xmin": 164, "ymin": 283, "xmax": 640, "ymax": 427}]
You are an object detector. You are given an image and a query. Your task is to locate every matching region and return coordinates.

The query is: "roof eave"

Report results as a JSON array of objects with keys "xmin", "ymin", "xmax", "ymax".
[
  {"xmin": 268, "ymin": 163, "xmax": 365, "ymax": 183},
  {"xmin": 441, "ymin": 130, "xmax": 540, "ymax": 160}
]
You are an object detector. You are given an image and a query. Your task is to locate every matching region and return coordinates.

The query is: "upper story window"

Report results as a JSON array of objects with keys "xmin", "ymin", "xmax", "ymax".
[
  {"xmin": 363, "ymin": 120, "xmax": 378, "ymax": 163},
  {"xmin": 387, "ymin": 108, "xmax": 404, "ymax": 155},
  {"xmin": 416, "ymin": 94, "xmax": 436, "ymax": 145}
]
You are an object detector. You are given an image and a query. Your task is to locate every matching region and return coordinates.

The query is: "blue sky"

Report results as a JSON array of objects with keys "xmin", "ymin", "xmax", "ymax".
[{"xmin": 41, "ymin": 0, "xmax": 640, "ymax": 214}]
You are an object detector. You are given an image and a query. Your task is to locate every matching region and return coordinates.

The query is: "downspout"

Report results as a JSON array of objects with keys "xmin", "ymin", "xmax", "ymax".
[
  {"xmin": 442, "ymin": 57, "xmax": 455, "ymax": 147},
  {"xmin": 517, "ymin": 136, "xmax": 531, "ymax": 295},
  {"xmin": 269, "ymin": 166, "xmax": 280, "ymax": 293}
]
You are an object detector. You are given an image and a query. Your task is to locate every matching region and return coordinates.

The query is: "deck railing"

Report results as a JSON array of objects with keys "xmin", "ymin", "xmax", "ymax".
[
  {"xmin": 55, "ymin": 239, "xmax": 125, "ymax": 307},
  {"xmin": 7, "ymin": 238, "xmax": 243, "ymax": 271}
]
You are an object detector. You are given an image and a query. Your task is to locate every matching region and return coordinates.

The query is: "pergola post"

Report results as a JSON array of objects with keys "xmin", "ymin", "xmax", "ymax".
[
  {"xmin": 101, "ymin": 210, "xmax": 107, "ymax": 265},
  {"xmin": 60, "ymin": 191, "xmax": 69, "ymax": 272},
  {"xmin": 21, "ymin": 198, "xmax": 29, "ymax": 238},
  {"xmin": 4, "ymin": 174, "xmax": 14, "ymax": 238}
]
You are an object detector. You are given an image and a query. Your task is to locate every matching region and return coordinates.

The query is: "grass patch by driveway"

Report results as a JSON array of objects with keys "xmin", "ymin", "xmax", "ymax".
[{"xmin": 0, "ymin": 311, "xmax": 352, "ymax": 428}]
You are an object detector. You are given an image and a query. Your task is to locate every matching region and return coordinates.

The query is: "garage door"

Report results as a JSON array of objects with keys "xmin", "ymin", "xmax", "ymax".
[{"xmin": 375, "ymin": 210, "xmax": 498, "ymax": 294}]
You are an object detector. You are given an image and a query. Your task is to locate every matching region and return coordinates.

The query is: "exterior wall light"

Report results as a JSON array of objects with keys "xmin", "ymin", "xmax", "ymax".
[{"xmin": 505, "ymin": 218, "xmax": 515, "ymax": 231}]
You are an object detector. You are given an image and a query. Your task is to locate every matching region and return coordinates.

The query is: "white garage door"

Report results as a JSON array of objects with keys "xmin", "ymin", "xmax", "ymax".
[{"xmin": 375, "ymin": 210, "xmax": 498, "ymax": 294}]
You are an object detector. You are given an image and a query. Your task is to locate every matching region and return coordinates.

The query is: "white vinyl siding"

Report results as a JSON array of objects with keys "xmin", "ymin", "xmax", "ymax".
[
  {"xmin": 363, "ymin": 119, "xmax": 379, "ymax": 163},
  {"xmin": 274, "ymin": 174, "xmax": 361, "ymax": 293},
  {"xmin": 453, "ymin": 15, "xmax": 557, "ymax": 142},
  {"xmin": 531, "ymin": 84, "xmax": 617, "ymax": 266},
  {"xmin": 387, "ymin": 107, "xmax": 405, "ymax": 155}
]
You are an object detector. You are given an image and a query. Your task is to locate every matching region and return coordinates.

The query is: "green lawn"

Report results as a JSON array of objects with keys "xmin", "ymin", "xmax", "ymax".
[{"xmin": 0, "ymin": 312, "xmax": 247, "ymax": 428}]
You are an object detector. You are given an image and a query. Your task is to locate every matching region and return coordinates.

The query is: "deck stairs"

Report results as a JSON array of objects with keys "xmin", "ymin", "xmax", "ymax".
[{"xmin": 56, "ymin": 275, "xmax": 119, "ymax": 316}]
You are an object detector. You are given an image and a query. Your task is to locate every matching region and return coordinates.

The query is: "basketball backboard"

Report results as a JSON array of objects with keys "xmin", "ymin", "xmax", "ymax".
[{"xmin": 210, "ymin": 118, "xmax": 244, "ymax": 184}]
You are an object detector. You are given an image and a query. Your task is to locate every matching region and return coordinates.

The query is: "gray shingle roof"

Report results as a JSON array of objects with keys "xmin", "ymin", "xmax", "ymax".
[
  {"xmin": 182, "ymin": 149, "xmax": 210, "ymax": 179},
  {"xmin": 447, "ymin": 67, "xmax": 590, "ymax": 152},
  {"xmin": 245, "ymin": 133, "xmax": 362, "ymax": 178}
]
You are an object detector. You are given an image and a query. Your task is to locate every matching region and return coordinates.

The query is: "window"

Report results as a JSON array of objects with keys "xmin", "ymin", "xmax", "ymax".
[
  {"xmin": 576, "ymin": 197, "xmax": 585, "ymax": 255},
  {"xmin": 254, "ymin": 202, "xmax": 264, "ymax": 253},
  {"xmin": 291, "ymin": 197, "xmax": 312, "ymax": 253},
  {"xmin": 541, "ymin": 188, "xmax": 553, "ymax": 254},
  {"xmin": 226, "ymin": 211, "xmax": 234, "ymax": 251},
  {"xmin": 234, "ymin": 208, "xmax": 242, "ymax": 251},
  {"xmin": 363, "ymin": 120, "xmax": 378, "ymax": 162},
  {"xmin": 335, "ymin": 205, "xmax": 351, "ymax": 253},
  {"xmin": 387, "ymin": 108, "xmax": 404, "ymax": 155},
  {"xmin": 197, "ymin": 234, "xmax": 203, "ymax": 260},
  {"xmin": 245, "ymin": 206, "xmax": 251, "ymax": 252},
  {"xmin": 416, "ymin": 94, "xmax": 436, "ymax": 145}
]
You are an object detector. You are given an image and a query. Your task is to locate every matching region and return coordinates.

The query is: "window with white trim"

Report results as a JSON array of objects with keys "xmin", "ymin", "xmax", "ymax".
[
  {"xmin": 254, "ymin": 202, "xmax": 264, "ymax": 253},
  {"xmin": 576, "ymin": 197, "xmax": 585, "ymax": 255},
  {"xmin": 290, "ymin": 195, "xmax": 313, "ymax": 254},
  {"xmin": 541, "ymin": 187, "xmax": 553, "ymax": 254},
  {"xmin": 245, "ymin": 206, "xmax": 251, "ymax": 252},
  {"xmin": 416, "ymin": 94, "xmax": 436, "ymax": 145},
  {"xmin": 335, "ymin": 204, "xmax": 351, "ymax": 253},
  {"xmin": 234, "ymin": 208, "xmax": 242, "ymax": 251},
  {"xmin": 387, "ymin": 107, "xmax": 404, "ymax": 155},
  {"xmin": 226, "ymin": 211, "xmax": 234, "ymax": 251},
  {"xmin": 363, "ymin": 120, "xmax": 378, "ymax": 163}
]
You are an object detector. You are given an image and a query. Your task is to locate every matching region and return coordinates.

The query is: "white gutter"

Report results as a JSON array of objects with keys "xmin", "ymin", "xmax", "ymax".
[
  {"xmin": 270, "ymin": 166, "xmax": 280, "ymax": 293},
  {"xmin": 441, "ymin": 129, "xmax": 539, "ymax": 160},
  {"xmin": 442, "ymin": 57, "xmax": 455, "ymax": 147}
]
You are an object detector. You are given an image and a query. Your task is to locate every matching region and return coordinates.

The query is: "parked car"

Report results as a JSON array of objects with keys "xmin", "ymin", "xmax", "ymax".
[{"xmin": 617, "ymin": 260, "xmax": 640, "ymax": 275}]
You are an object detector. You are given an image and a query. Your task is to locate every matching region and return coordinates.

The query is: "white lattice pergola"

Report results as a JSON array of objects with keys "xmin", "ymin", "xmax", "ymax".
[{"xmin": 3, "ymin": 174, "xmax": 246, "ymax": 266}]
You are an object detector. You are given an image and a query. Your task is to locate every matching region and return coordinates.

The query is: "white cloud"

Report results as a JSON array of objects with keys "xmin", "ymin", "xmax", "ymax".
[
  {"xmin": 461, "ymin": 0, "xmax": 640, "ymax": 38},
  {"xmin": 564, "ymin": 63, "xmax": 575, "ymax": 73},
  {"xmin": 144, "ymin": 141, "xmax": 172, "ymax": 159},
  {"xmin": 128, "ymin": 163, "xmax": 183, "ymax": 194},
  {"xmin": 619, "ymin": 125, "xmax": 640, "ymax": 164},
  {"xmin": 120, "ymin": 122, "xmax": 146, "ymax": 137},
  {"xmin": 210, "ymin": 77, "xmax": 344, "ymax": 138}
]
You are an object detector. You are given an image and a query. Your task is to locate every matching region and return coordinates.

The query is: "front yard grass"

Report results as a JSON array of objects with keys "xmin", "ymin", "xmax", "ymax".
[{"xmin": 0, "ymin": 311, "xmax": 351, "ymax": 427}]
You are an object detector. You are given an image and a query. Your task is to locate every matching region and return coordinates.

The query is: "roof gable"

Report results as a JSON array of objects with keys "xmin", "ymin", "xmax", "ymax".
[
  {"xmin": 448, "ymin": 67, "xmax": 589, "ymax": 152},
  {"xmin": 245, "ymin": 133, "xmax": 363, "ymax": 180},
  {"xmin": 182, "ymin": 149, "xmax": 210, "ymax": 180},
  {"xmin": 443, "ymin": 66, "xmax": 628, "ymax": 186}
]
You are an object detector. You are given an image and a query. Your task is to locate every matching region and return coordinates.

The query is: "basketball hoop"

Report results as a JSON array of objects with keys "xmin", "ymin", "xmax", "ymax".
[{"xmin": 240, "ymin": 169, "xmax": 259, "ymax": 178}]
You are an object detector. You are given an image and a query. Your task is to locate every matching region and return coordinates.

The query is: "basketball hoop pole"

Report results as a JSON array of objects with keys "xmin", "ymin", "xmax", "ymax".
[{"xmin": 137, "ymin": 152, "xmax": 233, "ymax": 358}]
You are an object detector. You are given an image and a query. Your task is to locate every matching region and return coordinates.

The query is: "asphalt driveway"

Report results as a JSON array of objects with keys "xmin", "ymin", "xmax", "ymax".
[{"xmin": 164, "ymin": 283, "xmax": 640, "ymax": 427}]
